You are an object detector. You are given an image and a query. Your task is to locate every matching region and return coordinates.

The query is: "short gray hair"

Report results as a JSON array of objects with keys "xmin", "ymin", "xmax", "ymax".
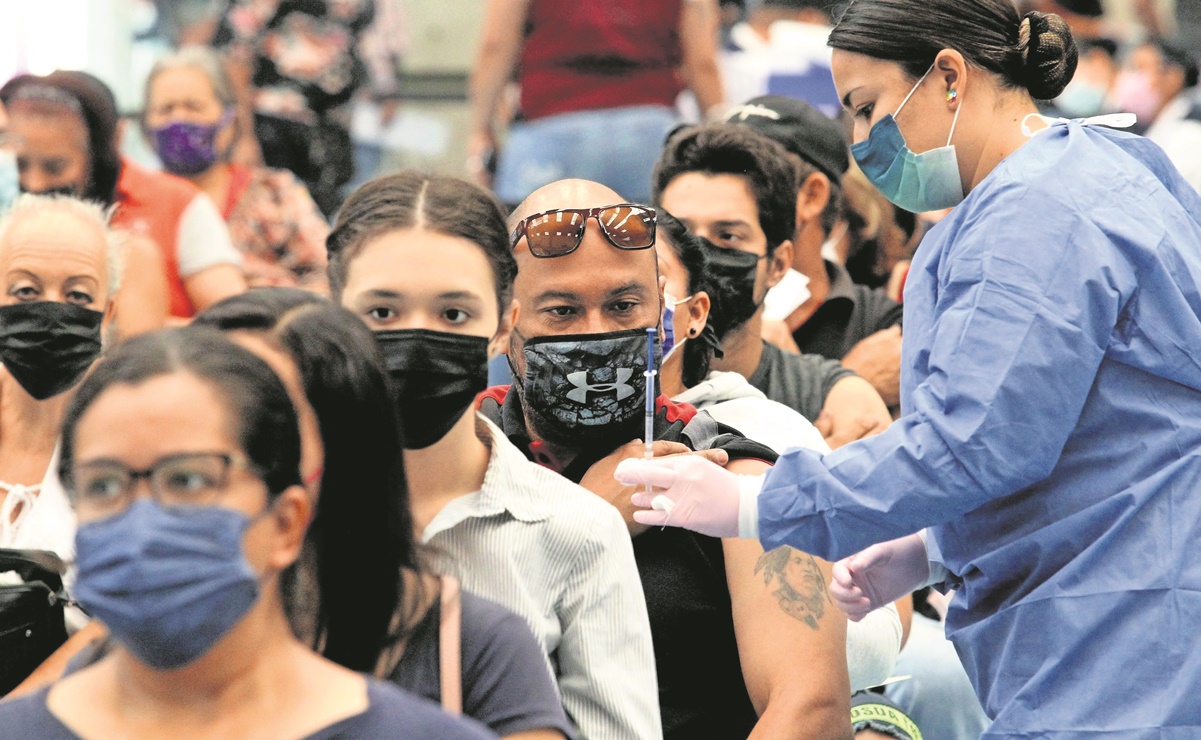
[
  {"xmin": 145, "ymin": 46, "xmax": 237, "ymax": 112},
  {"xmin": 0, "ymin": 194, "xmax": 125, "ymax": 298}
]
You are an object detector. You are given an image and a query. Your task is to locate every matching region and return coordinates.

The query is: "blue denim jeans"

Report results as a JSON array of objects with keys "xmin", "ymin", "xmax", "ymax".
[{"xmin": 494, "ymin": 105, "xmax": 679, "ymax": 206}]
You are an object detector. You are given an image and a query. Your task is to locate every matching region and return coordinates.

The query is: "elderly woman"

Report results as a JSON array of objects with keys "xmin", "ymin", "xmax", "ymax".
[
  {"xmin": 143, "ymin": 47, "xmax": 329, "ymax": 291},
  {"xmin": 0, "ymin": 195, "xmax": 122, "ymax": 694},
  {"xmin": 0, "ymin": 195, "xmax": 119, "ymax": 559}
]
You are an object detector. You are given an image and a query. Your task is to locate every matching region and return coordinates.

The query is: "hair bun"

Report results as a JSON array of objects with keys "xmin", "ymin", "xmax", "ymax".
[{"xmin": 1018, "ymin": 11, "xmax": 1079, "ymax": 100}]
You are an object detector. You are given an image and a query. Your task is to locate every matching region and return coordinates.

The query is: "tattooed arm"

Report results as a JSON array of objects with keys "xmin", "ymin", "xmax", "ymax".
[{"xmin": 723, "ymin": 459, "xmax": 853, "ymax": 740}]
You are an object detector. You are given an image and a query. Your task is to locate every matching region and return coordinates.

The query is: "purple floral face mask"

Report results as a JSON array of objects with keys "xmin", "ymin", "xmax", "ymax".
[{"xmin": 151, "ymin": 111, "xmax": 232, "ymax": 176}]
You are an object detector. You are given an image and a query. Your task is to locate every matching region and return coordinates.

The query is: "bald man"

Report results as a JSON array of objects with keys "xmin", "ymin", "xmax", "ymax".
[{"xmin": 477, "ymin": 179, "xmax": 855, "ymax": 740}]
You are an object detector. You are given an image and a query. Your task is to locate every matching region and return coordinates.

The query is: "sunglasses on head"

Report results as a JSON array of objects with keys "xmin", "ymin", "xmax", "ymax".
[{"xmin": 511, "ymin": 204, "xmax": 657, "ymax": 258}]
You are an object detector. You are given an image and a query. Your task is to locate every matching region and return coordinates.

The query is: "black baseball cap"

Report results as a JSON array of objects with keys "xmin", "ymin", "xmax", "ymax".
[
  {"xmin": 1052, "ymin": 0, "xmax": 1104, "ymax": 18},
  {"xmin": 725, "ymin": 95, "xmax": 850, "ymax": 183}
]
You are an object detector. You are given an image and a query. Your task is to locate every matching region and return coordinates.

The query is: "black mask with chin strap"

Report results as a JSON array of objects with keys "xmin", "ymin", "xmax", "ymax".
[
  {"xmin": 700, "ymin": 238, "xmax": 766, "ymax": 333},
  {"xmin": 510, "ymin": 327, "xmax": 661, "ymax": 450},
  {"xmin": 375, "ymin": 329, "xmax": 491, "ymax": 450},
  {"xmin": 0, "ymin": 301, "xmax": 103, "ymax": 400}
]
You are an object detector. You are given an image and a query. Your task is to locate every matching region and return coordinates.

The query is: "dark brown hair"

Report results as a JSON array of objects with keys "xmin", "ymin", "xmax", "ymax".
[
  {"xmin": 653, "ymin": 124, "xmax": 800, "ymax": 257},
  {"xmin": 829, "ymin": 0, "xmax": 1078, "ymax": 101},
  {"xmin": 327, "ymin": 172, "xmax": 517, "ymax": 310}
]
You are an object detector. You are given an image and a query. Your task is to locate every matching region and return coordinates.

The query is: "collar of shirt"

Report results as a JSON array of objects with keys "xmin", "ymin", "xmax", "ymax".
[
  {"xmin": 422, "ymin": 415, "xmax": 556, "ymax": 542},
  {"xmin": 803, "ymin": 259, "xmax": 858, "ymax": 326}
]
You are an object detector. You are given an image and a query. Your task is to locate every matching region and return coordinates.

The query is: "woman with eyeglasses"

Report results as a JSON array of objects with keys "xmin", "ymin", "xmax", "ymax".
[
  {"xmin": 329, "ymin": 172, "xmax": 660, "ymax": 739},
  {"xmin": 0, "ymin": 329, "xmax": 493, "ymax": 738},
  {"xmin": 193, "ymin": 288, "xmax": 573, "ymax": 739}
]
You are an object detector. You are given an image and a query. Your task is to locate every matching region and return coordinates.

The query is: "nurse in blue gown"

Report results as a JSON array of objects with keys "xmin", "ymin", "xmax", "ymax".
[{"xmin": 617, "ymin": 0, "xmax": 1201, "ymax": 735}]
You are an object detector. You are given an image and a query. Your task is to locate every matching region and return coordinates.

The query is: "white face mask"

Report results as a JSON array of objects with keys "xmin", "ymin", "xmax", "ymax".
[
  {"xmin": 763, "ymin": 269, "xmax": 812, "ymax": 321},
  {"xmin": 0, "ymin": 150, "xmax": 17, "ymax": 214}
]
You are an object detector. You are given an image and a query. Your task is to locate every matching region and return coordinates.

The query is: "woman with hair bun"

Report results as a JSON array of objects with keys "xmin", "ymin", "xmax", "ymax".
[{"xmin": 617, "ymin": 0, "xmax": 1201, "ymax": 735}]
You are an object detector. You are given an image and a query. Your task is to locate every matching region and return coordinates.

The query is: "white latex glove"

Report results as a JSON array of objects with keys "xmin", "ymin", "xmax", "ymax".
[
  {"xmin": 829, "ymin": 532, "xmax": 933, "ymax": 622},
  {"xmin": 616, "ymin": 456, "xmax": 763, "ymax": 539}
]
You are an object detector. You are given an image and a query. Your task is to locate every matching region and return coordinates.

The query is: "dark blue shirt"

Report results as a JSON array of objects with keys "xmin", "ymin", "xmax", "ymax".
[{"xmin": 0, "ymin": 678, "xmax": 496, "ymax": 739}]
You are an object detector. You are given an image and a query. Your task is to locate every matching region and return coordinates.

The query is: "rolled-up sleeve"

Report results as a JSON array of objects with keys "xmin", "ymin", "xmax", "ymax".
[
  {"xmin": 757, "ymin": 192, "xmax": 1136, "ymax": 561},
  {"xmin": 557, "ymin": 508, "xmax": 662, "ymax": 739}
]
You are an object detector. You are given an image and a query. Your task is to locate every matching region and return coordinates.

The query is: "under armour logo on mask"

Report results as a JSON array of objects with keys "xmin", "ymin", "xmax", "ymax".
[
  {"xmin": 565, "ymin": 368, "xmax": 636, "ymax": 404},
  {"xmin": 726, "ymin": 103, "xmax": 781, "ymax": 122}
]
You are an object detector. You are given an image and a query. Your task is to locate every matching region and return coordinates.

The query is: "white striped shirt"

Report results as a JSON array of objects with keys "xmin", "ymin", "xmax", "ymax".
[{"xmin": 423, "ymin": 415, "xmax": 662, "ymax": 740}]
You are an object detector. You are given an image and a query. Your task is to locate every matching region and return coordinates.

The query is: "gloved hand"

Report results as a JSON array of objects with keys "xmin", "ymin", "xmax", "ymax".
[
  {"xmin": 829, "ymin": 532, "xmax": 931, "ymax": 622},
  {"xmin": 616, "ymin": 455, "xmax": 760, "ymax": 539}
]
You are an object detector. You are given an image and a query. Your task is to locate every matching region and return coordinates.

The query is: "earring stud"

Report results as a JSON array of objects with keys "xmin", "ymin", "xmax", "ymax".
[{"xmin": 947, "ymin": 90, "xmax": 958, "ymax": 103}]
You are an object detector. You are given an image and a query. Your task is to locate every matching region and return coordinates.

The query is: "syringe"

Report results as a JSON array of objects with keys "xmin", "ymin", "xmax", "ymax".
[{"xmin": 643, "ymin": 327, "xmax": 657, "ymax": 498}]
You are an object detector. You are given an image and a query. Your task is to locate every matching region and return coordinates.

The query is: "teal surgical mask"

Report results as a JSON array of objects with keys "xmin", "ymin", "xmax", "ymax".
[{"xmin": 851, "ymin": 65, "xmax": 965, "ymax": 214}]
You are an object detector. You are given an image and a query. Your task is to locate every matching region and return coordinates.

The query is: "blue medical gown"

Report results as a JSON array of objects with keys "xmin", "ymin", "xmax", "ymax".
[{"xmin": 758, "ymin": 121, "xmax": 1201, "ymax": 736}]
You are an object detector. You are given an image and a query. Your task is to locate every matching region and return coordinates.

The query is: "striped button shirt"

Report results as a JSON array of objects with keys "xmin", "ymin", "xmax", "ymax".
[{"xmin": 423, "ymin": 416, "xmax": 662, "ymax": 740}]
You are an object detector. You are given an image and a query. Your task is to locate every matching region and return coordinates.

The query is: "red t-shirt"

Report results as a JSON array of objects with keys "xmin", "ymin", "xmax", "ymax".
[
  {"xmin": 519, "ymin": 0, "xmax": 684, "ymax": 121},
  {"xmin": 110, "ymin": 161, "xmax": 198, "ymax": 318}
]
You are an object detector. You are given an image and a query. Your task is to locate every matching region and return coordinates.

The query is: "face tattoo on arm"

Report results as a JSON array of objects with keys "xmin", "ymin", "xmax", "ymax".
[{"xmin": 754, "ymin": 547, "xmax": 829, "ymax": 630}]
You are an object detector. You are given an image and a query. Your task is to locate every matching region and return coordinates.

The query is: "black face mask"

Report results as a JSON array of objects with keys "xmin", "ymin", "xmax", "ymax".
[
  {"xmin": 376, "ymin": 329, "xmax": 491, "ymax": 450},
  {"xmin": 19, "ymin": 183, "xmax": 82, "ymax": 199},
  {"xmin": 512, "ymin": 327, "xmax": 660, "ymax": 450},
  {"xmin": 702, "ymin": 239, "xmax": 764, "ymax": 333},
  {"xmin": 0, "ymin": 301, "xmax": 103, "ymax": 400}
]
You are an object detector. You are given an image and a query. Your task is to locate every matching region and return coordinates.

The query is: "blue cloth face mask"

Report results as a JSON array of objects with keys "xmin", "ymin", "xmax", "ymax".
[
  {"xmin": 0, "ymin": 150, "xmax": 17, "ymax": 213},
  {"xmin": 851, "ymin": 65, "xmax": 965, "ymax": 213},
  {"xmin": 74, "ymin": 498, "xmax": 266, "ymax": 670}
]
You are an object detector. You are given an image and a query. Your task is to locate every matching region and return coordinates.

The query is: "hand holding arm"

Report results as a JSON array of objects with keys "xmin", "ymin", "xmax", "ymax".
[{"xmin": 828, "ymin": 532, "xmax": 939, "ymax": 622}]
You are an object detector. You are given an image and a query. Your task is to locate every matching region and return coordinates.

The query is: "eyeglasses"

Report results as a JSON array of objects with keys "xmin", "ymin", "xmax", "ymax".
[
  {"xmin": 67, "ymin": 452, "xmax": 258, "ymax": 518},
  {"xmin": 511, "ymin": 204, "xmax": 657, "ymax": 258}
]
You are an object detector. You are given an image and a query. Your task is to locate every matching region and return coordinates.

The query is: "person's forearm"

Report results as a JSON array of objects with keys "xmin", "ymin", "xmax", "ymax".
[
  {"xmin": 686, "ymin": 57, "xmax": 724, "ymax": 117},
  {"xmin": 184, "ymin": 264, "xmax": 248, "ymax": 312},
  {"xmin": 220, "ymin": 55, "xmax": 261, "ymax": 157},
  {"xmin": 680, "ymin": 0, "xmax": 725, "ymax": 117},
  {"xmin": 469, "ymin": 2, "xmax": 525, "ymax": 136},
  {"xmin": 748, "ymin": 694, "xmax": 852, "ymax": 740}
]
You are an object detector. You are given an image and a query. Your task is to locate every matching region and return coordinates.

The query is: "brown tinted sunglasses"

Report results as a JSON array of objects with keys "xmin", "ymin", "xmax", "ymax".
[{"xmin": 511, "ymin": 204, "xmax": 657, "ymax": 258}]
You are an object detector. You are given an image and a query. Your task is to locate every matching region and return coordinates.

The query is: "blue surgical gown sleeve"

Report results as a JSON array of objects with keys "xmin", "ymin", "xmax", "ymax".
[{"xmin": 758, "ymin": 181, "xmax": 1138, "ymax": 562}]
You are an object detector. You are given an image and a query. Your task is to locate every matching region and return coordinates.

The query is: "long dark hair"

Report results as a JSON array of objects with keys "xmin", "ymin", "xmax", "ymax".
[
  {"xmin": 657, "ymin": 210, "xmax": 730, "ymax": 389},
  {"xmin": 828, "ymin": 0, "xmax": 1078, "ymax": 101},
  {"xmin": 194, "ymin": 288, "xmax": 415, "ymax": 673},
  {"xmin": 327, "ymin": 171, "xmax": 517, "ymax": 310}
]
